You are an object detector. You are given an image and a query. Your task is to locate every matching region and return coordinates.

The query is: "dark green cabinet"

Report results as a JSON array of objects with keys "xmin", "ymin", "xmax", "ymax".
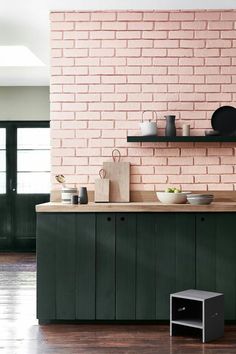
[
  {"xmin": 196, "ymin": 213, "xmax": 236, "ymax": 320},
  {"xmin": 37, "ymin": 212, "xmax": 236, "ymax": 322}
]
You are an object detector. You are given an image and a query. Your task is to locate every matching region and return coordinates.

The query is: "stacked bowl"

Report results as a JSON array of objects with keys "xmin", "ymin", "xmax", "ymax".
[{"xmin": 187, "ymin": 194, "xmax": 214, "ymax": 205}]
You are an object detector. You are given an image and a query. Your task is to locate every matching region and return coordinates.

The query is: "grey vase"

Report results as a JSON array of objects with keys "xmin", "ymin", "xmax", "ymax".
[
  {"xmin": 79, "ymin": 187, "xmax": 88, "ymax": 204},
  {"xmin": 165, "ymin": 115, "xmax": 176, "ymax": 137}
]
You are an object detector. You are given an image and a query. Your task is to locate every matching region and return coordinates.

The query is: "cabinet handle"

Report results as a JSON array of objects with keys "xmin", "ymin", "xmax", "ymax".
[
  {"xmin": 201, "ymin": 217, "xmax": 205, "ymax": 222},
  {"xmin": 121, "ymin": 217, "xmax": 125, "ymax": 221},
  {"xmin": 177, "ymin": 307, "xmax": 186, "ymax": 312},
  {"xmin": 107, "ymin": 217, "xmax": 111, "ymax": 222}
]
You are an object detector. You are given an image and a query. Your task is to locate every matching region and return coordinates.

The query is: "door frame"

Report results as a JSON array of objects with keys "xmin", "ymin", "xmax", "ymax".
[{"xmin": 0, "ymin": 121, "xmax": 50, "ymax": 251}]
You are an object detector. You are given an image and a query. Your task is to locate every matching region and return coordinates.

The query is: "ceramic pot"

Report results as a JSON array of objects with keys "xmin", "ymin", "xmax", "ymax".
[
  {"xmin": 140, "ymin": 110, "xmax": 158, "ymax": 136},
  {"xmin": 165, "ymin": 115, "xmax": 176, "ymax": 137}
]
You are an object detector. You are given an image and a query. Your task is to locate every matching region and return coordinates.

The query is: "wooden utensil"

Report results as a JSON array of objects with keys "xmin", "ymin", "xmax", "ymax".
[
  {"xmin": 103, "ymin": 149, "xmax": 130, "ymax": 203},
  {"xmin": 94, "ymin": 169, "xmax": 110, "ymax": 203}
]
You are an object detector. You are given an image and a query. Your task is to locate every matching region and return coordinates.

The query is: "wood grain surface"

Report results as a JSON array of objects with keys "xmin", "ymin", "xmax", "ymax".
[
  {"xmin": 1, "ymin": 253, "xmax": 236, "ymax": 353},
  {"xmin": 36, "ymin": 201, "xmax": 236, "ymax": 213}
]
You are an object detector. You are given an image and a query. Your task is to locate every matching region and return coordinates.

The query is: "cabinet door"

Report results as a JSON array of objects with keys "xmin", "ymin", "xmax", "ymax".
[
  {"xmin": 37, "ymin": 213, "xmax": 56, "ymax": 321},
  {"xmin": 156, "ymin": 213, "xmax": 195, "ymax": 319},
  {"xmin": 96, "ymin": 213, "xmax": 116, "ymax": 319},
  {"xmin": 196, "ymin": 213, "xmax": 236, "ymax": 320},
  {"xmin": 56, "ymin": 214, "xmax": 76, "ymax": 319},
  {"xmin": 136, "ymin": 214, "xmax": 157, "ymax": 319},
  {"xmin": 76, "ymin": 214, "xmax": 96, "ymax": 319},
  {"xmin": 116, "ymin": 213, "xmax": 136, "ymax": 320}
]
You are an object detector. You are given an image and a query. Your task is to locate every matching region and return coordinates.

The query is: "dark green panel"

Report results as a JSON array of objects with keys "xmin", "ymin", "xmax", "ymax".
[
  {"xmin": 116, "ymin": 213, "xmax": 136, "ymax": 320},
  {"xmin": 56, "ymin": 214, "xmax": 76, "ymax": 319},
  {"xmin": 14, "ymin": 194, "xmax": 49, "ymax": 250},
  {"xmin": 36, "ymin": 213, "xmax": 56, "ymax": 320},
  {"xmin": 136, "ymin": 214, "xmax": 156, "ymax": 320},
  {"xmin": 0, "ymin": 195, "xmax": 11, "ymax": 249},
  {"xmin": 196, "ymin": 214, "xmax": 216, "ymax": 291},
  {"xmin": 156, "ymin": 214, "xmax": 176, "ymax": 319},
  {"xmin": 216, "ymin": 214, "xmax": 236, "ymax": 320},
  {"xmin": 96, "ymin": 213, "xmax": 116, "ymax": 319},
  {"xmin": 175, "ymin": 213, "xmax": 195, "ymax": 291},
  {"xmin": 76, "ymin": 213, "xmax": 96, "ymax": 319}
]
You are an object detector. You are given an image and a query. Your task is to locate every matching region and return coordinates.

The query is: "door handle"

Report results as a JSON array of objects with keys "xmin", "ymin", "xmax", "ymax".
[{"xmin": 9, "ymin": 179, "xmax": 16, "ymax": 192}]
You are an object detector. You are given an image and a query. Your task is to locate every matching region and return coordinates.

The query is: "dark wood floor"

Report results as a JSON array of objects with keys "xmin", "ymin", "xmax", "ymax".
[{"xmin": 0, "ymin": 253, "xmax": 236, "ymax": 354}]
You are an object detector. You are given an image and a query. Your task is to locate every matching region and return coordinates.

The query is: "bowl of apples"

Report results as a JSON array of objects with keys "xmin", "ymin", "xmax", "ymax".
[{"xmin": 156, "ymin": 187, "xmax": 190, "ymax": 204}]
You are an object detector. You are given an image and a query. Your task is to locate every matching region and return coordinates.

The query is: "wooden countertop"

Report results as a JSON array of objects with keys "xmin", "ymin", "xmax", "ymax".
[{"xmin": 36, "ymin": 201, "xmax": 236, "ymax": 213}]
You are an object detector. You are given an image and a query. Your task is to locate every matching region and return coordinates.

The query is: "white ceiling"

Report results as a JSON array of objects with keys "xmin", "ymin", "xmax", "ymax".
[{"xmin": 0, "ymin": 0, "xmax": 235, "ymax": 86}]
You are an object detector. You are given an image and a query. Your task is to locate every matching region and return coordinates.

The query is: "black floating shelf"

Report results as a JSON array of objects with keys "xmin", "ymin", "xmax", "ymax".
[{"xmin": 127, "ymin": 135, "xmax": 236, "ymax": 143}]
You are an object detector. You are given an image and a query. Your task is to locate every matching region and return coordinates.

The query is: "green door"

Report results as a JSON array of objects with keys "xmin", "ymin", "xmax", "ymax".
[
  {"xmin": 0, "ymin": 122, "xmax": 50, "ymax": 250},
  {"xmin": 196, "ymin": 213, "xmax": 236, "ymax": 320}
]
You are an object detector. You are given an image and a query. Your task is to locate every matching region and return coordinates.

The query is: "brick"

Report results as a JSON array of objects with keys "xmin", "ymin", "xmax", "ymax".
[
  {"xmin": 90, "ymin": 84, "xmax": 114, "ymax": 93},
  {"xmin": 116, "ymin": 84, "xmax": 141, "ymax": 92},
  {"xmin": 51, "ymin": 40, "xmax": 74, "ymax": 49},
  {"xmin": 75, "ymin": 22, "xmax": 100, "ymax": 30},
  {"xmin": 205, "ymin": 57, "xmax": 230, "ymax": 66},
  {"xmin": 53, "ymin": 148, "xmax": 75, "ymax": 157},
  {"xmin": 89, "ymin": 139, "xmax": 114, "ymax": 147},
  {"xmin": 208, "ymin": 165, "xmax": 233, "ymax": 174},
  {"xmin": 195, "ymin": 11, "xmax": 220, "ymax": 20},
  {"xmin": 116, "ymin": 31, "xmax": 141, "ymax": 39},
  {"xmin": 102, "ymin": 93, "xmax": 126, "ymax": 102},
  {"xmin": 62, "ymin": 102, "xmax": 87, "ymax": 111},
  {"xmin": 63, "ymin": 85, "xmax": 88, "ymax": 93},
  {"xmin": 168, "ymin": 66, "xmax": 193, "ymax": 75},
  {"xmin": 63, "ymin": 156, "xmax": 88, "ymax": 166},
  {"xmin": 128, "ymin": 39, "xmax": 153, "ymax": 48},
  {"xmin": 142, "ymin": 175, "xmax": 168, "ymax": 183},
  {"xmin": 75, "ymin": 93, "xmax": 100, "ymax": 102},
  {"xmin": 194, "ymin": 157, "xmax": 220, "ymax": 165},
  {"xmin": 208, "ymin": 184, "xmax": 233, "ymax": 191},
  {"xmin": 91, "ymin": 12, "xmax": 116, "ymax": 21},
  {"xmin": 169, "ymin": 175, "xmax": 194, "ymax": 183},
  {"xmin": 75, "ymin": 40, "xmax": 100, "ymax": 48},
  {"xmin": 102, "ymin": 40, "xmax": 126, "ymax": 48},
  {"xmin": 168, "ymin": 84, "xmax": 193, "ymax": 92},
  {"xmin": 76, "ymin": 112, "xmax": 100, "ymax": 120},
  {"xmin": 154, "ymin": 166, "xmax": 180, "ymax": 174},
  {"xmin": 102, "ymin": 130, "xmax": 127, "ymax": 138},
  {"xmin": 181, "ymin": 166, "xmax": 207, "ymax": 174},
  {"xmin": 194, "ymin": 66, "xmax": 219, "ymax": 74},
  {"xmin": 179, "ymin": 75, "xmax": 204, "ymax": 84},
  {"xmin": 51, "ymin": 22, "xmax": 74, "ymax": 31},
  {"xmin": 50, "ymin": 111, "xmax": 74, "ymax": 120},
  {"xmin": 221, "ymin": 30, "xmax": 236, "ymax": 39},
  {"xmin": 128, "ymin": 75, "xmax": 152, "ymax": 84},
  {"xmin": 90, "ymin": 31, "xmax": 115, "ymax": 39},
  {"xmin": 194, "ymin": 48, "xmax": 219, "ymax": 57},
  {"xmin": 89, "ymin": 102, "xmax": 114, "ymax": 111},
  {"xmin": 170, "ymin": 11, "xmax": 194, "ymax": 20},
  {"xmin": 143, "ymin": 31, "xmax": 167, "ymax": 39},
  {"xmin": 142, "ymin": 67, "xmax": 167, "ymax": 75},
  {"xmin": 75, "ymin": 76, "xmax": 100, "ymax": 84},
  {"xmin": 102, "ymin": 21, "xmax": 126, "ymax": 30},
  {"xmin": 116, "ymin": 66, "xmax": 141, "ymax": 75},
  {"xmin": 155, "ymin": 21, "xmax": 180, "ymax": 30},
  {"xmin": 89, "ymin": 48, "xmax": 115, "ymax": 57},
  {"xmin": 142, "ymin": 48, "xmax": 166, "ymax": 57},
  {"xmin": 195, "ymin": 31, "xmax": 220, "ymax": 39},
  {"xmin": 117, "ymin": 12, "xmax": 142, "ymax": 21},
  {"xmin": 195, "ymin": 84, "xmax": 220, "ymax": 92},
  {"xmin": 61, "ymin": 121, "xmax": 87, "ymax": 129},
  {"xmin": 141, "ymin": 157, "xmax": 167, "ymax": 165},
  {"xmin": 168, "ymin": 157, "xmax": 193, "ymax": 165},
  {"xmin": 128, "ymin": 22, "xmax": 153, "ymax": 30},
  {"xmin": 153, "ymin": 58, "xmax": 178, "ymax": 66},
  {"xmin": 128, "ymin": 93, "xmax": 152, "ymax": 101},
  {"xmin": 143, "ymin": 12, "xmax": 169, "ymax": 21},
  {"xmin": 64, "ymin": 31, "xmax": 89, "ymax": 39},
  {"xmin": 65, "ymin": 12, "xmax": 90, "ymax": 21},
  {"xmin": 169, "ymin": 30, "xmax": 194, "ymax": 39},
  {"xmin": 208, "ymin": 21, "xmax": 233, "ymax": 29},
  {"xmin": 51, "ymin": 31, "xmax": 63, "ymax": 40},
  {"xmin": 154, "ymin": 93, "xmax": 178, "ymax": 101},
  {"xmin": 206, "ymin": 93, "xmax": 231, "ymax": 101},
  {"xmin": 76, "ymin": 130, "xmax": 101, "ymax": 138},
  {"xmin": 89, "ymin": 67, "xmax": 114, "ymax": 75},
  {"xmin": 154, "ymin": 40, "xmax": 179, "ymax": 48},
  {"xmin": 75, "ymin": 58, "xmax": 100, "ymax": 66},
  {"xmin": 167, "ymin": 48, "xmax": 193, "ymax": 57},
  {"xmin": 179, "ymin": 58, "xmax": 204, "ymax": 66},
  {"xmin": 180, "ymin": 39, "xmax": 205, "ymax": 48},
  {"xmin": 127, "ymin": 57, "xmax": 151, "ymax": 66},
  {"xmin": 181, "ymin": 148, "xmax": 206, "ymax": 156},
  {"xmin": 62, "ymin": 139, "xmax": 87, "ymax": 148},
  {"xmin": 51, "ymin": 49, "xmax": 62, "ymax": 57},
  {"xmin": 221, "ymin": 175, "xmax": 236, "ymax": 183},
  {"xmin": 51, "ymin": 58, "xmax": 74, "ymax": 67},
  {"xmin": 116, "ymin": 48, "xmax": 141, "ymax": 57},
  {"xmin": 181, "ymin": 21, "xmax": 206, "ymax": 30},
  {"xmin": 195, "ymin": 175, "xmax": 220, "ymax": 183},
  {"xmin": 50, "ymin": 12, "xmax": 64, "ymax": 21},
  {"xmin": 51, "ymin": 93, "xmax": 74, "ymax": 102},
  {"xmin": 102, "ymin": 76, "xmax": 126, "ymax": 84},
  {"xmin": 115, "ymin": 102, "xmax": 141, "ymax": 110}
]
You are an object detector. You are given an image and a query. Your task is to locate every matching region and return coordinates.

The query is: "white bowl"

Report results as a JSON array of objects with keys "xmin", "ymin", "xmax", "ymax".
[{"xmin": 156, "ymin": 192, "xmax": 189, "ymax": 204}]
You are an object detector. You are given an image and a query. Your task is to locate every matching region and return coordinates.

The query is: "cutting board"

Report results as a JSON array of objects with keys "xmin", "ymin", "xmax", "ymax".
[
  {"xmin": 95, "ymin": 169, "xmax": 110, "ymax": 203},
  {"xmin": 103, "ymin": 149, "xmax": 130, "ymax": 202}
]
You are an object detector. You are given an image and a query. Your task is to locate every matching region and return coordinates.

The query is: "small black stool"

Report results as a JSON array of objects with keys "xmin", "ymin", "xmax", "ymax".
[{"xmin": 170, "ymin": 289, "xmax": 224, "ymax": 343}]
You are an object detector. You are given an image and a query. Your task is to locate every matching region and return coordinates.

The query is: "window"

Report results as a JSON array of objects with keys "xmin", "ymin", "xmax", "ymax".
[
  {"xmin": 17, "ymin": 128, "xmax": 50, "ymax": 194},
  {"xmin": 0, "ymin": 128, "xmax": 6, "ymax": 194}
]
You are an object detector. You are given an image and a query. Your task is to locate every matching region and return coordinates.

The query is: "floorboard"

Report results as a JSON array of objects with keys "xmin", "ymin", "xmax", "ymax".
[{"xmin": 0, "ymin": 253, "xmax": 235, "ymax": 354}]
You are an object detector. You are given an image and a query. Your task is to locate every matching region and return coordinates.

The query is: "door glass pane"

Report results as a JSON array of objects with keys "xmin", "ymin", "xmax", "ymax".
[
  {"xmin": 17, "ymin": 172, "xmax": 50, "ymax": 194},
  {"xmin": 18, "ymin": 128, "xmax": 50, "ymax": 149},
  {"xmin": 0, "ymin": 129, "xmax": 6, "ymax": 149},
  {"xmin": 17, "ymin": 151, "xmax": 50, "ymax": 172},
  {"xmin": 0, "ymin": 128, "xmax": 6, "ymax": 194},
  {"xmin": 0, "ymin": 173, "xmax": 6, "ymax": 194},
  {"xmin": 17, "ymin": 128, "xmax": 50, "ymax": 194},
  {"xmin": 0, "ymin": 151, "xmax": 6, "ymax": 172}
]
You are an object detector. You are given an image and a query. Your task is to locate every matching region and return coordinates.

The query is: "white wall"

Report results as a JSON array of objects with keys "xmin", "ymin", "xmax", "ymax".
[{"xmin": 0, "ymin": 87, "xmax": 49, "ymax": 121}]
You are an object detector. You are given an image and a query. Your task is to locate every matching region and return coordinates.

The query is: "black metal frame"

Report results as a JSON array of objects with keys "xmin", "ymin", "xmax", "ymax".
[{"xmin": 0, "ymin": 121, "xmax": 50, "ymax": 250}]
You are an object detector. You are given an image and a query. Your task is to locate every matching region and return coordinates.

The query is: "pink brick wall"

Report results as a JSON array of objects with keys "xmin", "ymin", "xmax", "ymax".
[{"xmin": 50, "ymin": 10, "xmax": 236, "ymax": 192}]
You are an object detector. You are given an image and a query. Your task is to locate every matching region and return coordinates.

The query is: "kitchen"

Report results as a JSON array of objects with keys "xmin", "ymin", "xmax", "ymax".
[{"xmin": 1, "ymin": 1, "xmax": 236, "ymax": 353}]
